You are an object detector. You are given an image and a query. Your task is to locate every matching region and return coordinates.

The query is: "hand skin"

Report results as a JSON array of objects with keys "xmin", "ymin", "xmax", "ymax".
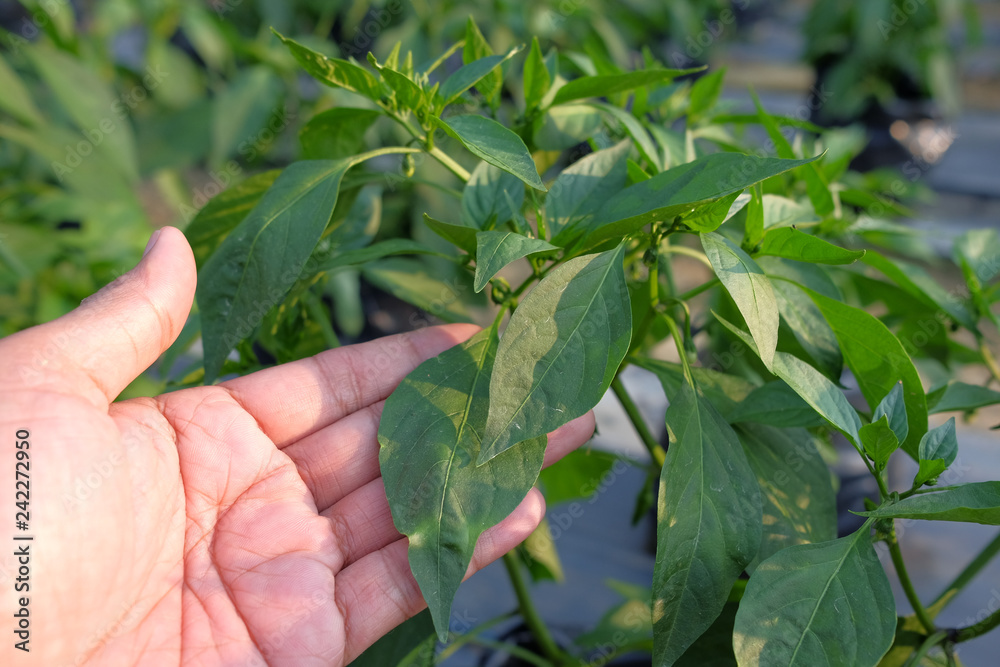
[{"xmin": 0, "ymin": 227, "xmax": 595, "ymax": 666}]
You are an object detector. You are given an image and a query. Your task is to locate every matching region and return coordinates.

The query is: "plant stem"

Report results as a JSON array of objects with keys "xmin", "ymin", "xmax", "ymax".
[
  {"xmin": 888, "ymin": 523, "xmax": 936, "ymax": 635},
  {"xmin": 428, "ymin": 144, "xmax": 471, "ymax": 182},
  {"xmin": 661, "ymin": 313, "xmax": 694, "ymax": 386},
  {"xmin": 904, "ymin": 630, "xmax": 949, "ymax": 667},
  {"xmin": 979, "ymin": 339, "xmax": 1000, "ymax": 387},
  {"xmin": 954, "ymin": 607, "xmax": 1000, "ymax": 642},
  {"xmin": 928, "ymin": 530, "xmax": 1000, "ymax": 619},
  {"xmin": 462, "ymin": 637, "xmax": 554, "ymax": 667},
  {"xmin": 437, "ymin": 612, "xmax": 516, "ymax": 660},
  {"xmin": 502, "ymin": 553, "xmax": 566, "ymax": 665},
  {"xmin": 677, "ymin": 277, "xmax": 721, "ymax": 302},
  {"xmin": 611, "ymin": 374, "xmax": 666, "ymax": 467}
]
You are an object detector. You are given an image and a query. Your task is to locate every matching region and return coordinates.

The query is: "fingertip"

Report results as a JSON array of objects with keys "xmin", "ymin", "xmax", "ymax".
[{"xmin": 543, "ymin": 411, "xmax": 597, "ymax": 468}]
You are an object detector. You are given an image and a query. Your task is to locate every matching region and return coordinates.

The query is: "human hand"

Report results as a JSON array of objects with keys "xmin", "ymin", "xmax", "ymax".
[{"xmin": 0, "ymin": 227, "xmax": 594, "ymax": 666}]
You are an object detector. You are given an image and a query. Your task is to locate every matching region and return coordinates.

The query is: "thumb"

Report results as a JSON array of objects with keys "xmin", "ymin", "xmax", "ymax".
[{"xmin": 7, "ymin": 226, "xmax": 196, "ymax": 406}]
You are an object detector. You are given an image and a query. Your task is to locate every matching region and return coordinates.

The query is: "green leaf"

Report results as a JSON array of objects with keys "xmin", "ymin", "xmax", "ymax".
[
  {"xmin": 856, "ymin": 482, "xmax": 1000, "ymax": 525},
  {"xmin": 352, "ymin": 609, "xmax": 435, "ymax": 667},
  {"xmin": 546, "ymin": 141, "xmax": 631, "ymax": 244},
  {"xmin": 479, "ymin": 244, "xmax": 631, "ymax": 463},
  {"xmin": 473, "ymin": 231, "xmax": 557, "ymax": 292},
  {"xmin": 714, "ymin": 313, "xmax": 863, "ymax": 446},
  {"xmin": 587, "ymin": 102, "xmax": 661, "ymax": 172},
  {"xmin": 210, "ymin": 66, "xmax": 283, "ymax": 165},
  {"xmin": 185, "ymin": 170, "xmax": 281, "ymax": 270},
  {"xmin": 733, "ymin": 526, "xmax": 896, "ymax": 667},
  {"xmin": 440, "ymin": 49, "xmax": 519, "ymax": 106},
  {"xmin": 378, "ymin": 326, "xmax": 546, "ymax": 641},
  {"xmin": 314, "ymin": 238, "xmax": 444, "ymax": 273},
  {"xmin": 26, "ymin": 43, "xmax": 139, "ymax": 182},
  {"xmin": 0, "ymin": 54, "xmax": 40, "ymax": 125},
  {"xmin": 422, "ymin": 213, "xmax": 478, "ymax": 255},
  {"xmin": 369, "ymin": 55, "xmax": 425, "ymax": 112},
  {"xmin": 577, "ymin": 581, "xmax": 653, "ymax": 652},
  {"xmin": 758, "ymin": 227, "xmax": 865, "ymax": 265},
  {"xmin": 653, "ymin": 381, "xmax": 762, "ymax": 665},
  {"xmin": 681, "ymin": 191, "xmax": 747, "ymax": 236},
  {"xmin": 860, "ymin": 416, "xmax": 900, "ymax": 470},
  {"xmin": 638, "ymin": 357, "xmax": 756, "ymax": 419},
  {"xmin": 537, "ymin": 447, "xmax": 621, "ymax": 506},
  {"xmin": 461, "ymin": 161, "xmax": 525, "ymax": 229},
  {"xmin": 862, "ymin": 251, "xmax": 979, "ymax": 333},
  {"xmin": 274, "ymin": 30, "xmax": 382, "ymax": 101},
  {"xmin": 927, "ymin": 381, "xmax": 1000, "ymax": 414},
  {"xmin": 523, "ymin": 36, "xmax": 551, "ymax": 111},
  {"xmin": 552, "ymin": 67, "xmax": 701, "ymax": 105},
  {"xmin": 462, "ymin": 18, "xmax": 501, "ymax": 106},
  {"xmin": 532, "ymin": 104, "xmax": 603, "ymax": 151},
  {"xmin": 326, "ymin": 183, "xmax": 381, "ymax": 250},
  {"xmin": 737, "ymin": 423, "xmax": 836, "ymax": 572},
  {"xmin": 772, "ymin": 279, "xmax": 843, "ymax": 381},
  {"xmin": 874, "ymin": 383, "xmax": 909, "ymax": 445},
  {"xmin": 913, "ymin": 416, "xmax": 958, "ymax": 488},
  {"xmin": 197, "ymin": 160, "xmax": 351, "ymax": 382},
  {"xmin": 801, "ymin": 288, "xmax": 928, "ymax": 457},
  {"xmin": 362, "ymin": 258, "xmax": 477, "ymax": 324},
  {"xmin": 579, "ymin": 152, "xmax": 821, "ymax": 249},
  {"xmin": 675, "ymin": 602, "xmax": 738, "ymax": 667},
  {"xmin": 702, "ymin": 232, "xmax": 779, "ymax": 371},
  {"xmin": 726, "ymin": 381, "xmax": 825, "ymax": 428},
  {"xmin": 762, "ymin": 194, "xmax": 820, "ymax": 228},
  {"xmin": 299, "ymin": 107, "xmax": 382, "ymax": 160},
  {"xmin": 519, "ymin": 517, "xmax": 564, "ymax": 582},
  {"xmin": 435, "ymin": 115, "xmax": 546, "ymax": 191},
  {"xmin": 688, "ymin": 68, "xmax": 726, "ymax": 122}
]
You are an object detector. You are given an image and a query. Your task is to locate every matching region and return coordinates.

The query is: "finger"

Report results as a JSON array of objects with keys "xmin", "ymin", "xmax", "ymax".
[
  {"xmin": 221, "ymin": 324, "xmax": 480, "ymax": 448},
  {"xmin": 298, "ymin": 408, "xmax": 596, "ymax": 513},
  {"xmin": 322, "ymin": 478, "xmax": 399, "ymax": 571},
  {"xmin": 0, "ymin": 227, "xmax": 195, "ymax": 407},
  {"xmin": 337, "ymin": 488, "xmax": 546, "ymax": 663}
]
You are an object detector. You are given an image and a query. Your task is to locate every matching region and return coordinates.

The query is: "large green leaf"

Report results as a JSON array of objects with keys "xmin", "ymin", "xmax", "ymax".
[
  {"xmin": 636, "ymin": 358, "xmax": 756, "ymax": 419},
  {"xmin": 26, "ymin": 43, "xmax": 139, "ymax": 182},
  {"xmin": 473, "ymin": 231, "xmax": 557, "ymax": 292},
  {"xmin": 857, "ymin": 482, "xmax": 1000, "ymax": 525},
  {"xmin": 298, "ymin": 107, "xmax": 381, "ymax": 160},
  {"xmin": 715, "ymin": 313, "xmax": 863, "ymax": 446},
  {"xmin": 436, "ymin": 115, "xmax": 545, "ymax": 191},
  {"xmin": 378, "ymin": 326, "xmax": 547, "ymax": 640},
  {"xmin": 198, "ymin": 160, "xmax": 352, "ymax": 381},
  {"xmin": 579, "ymin": 153, "xmax": 820, "ymax": 249},
  {"xmin": 479, "ymin": 244, "xmax": 631, "ymax": 463},
  {"xmin": 926, "ymin": 380, "xmax": 1000, "ymax": 414},
  {"xmin": 274, "ymin": 31, "xmax": 382, "ymax": 101},
  {"xmin": 726, "ymin": 381, "xmax": 825, "ymax": 429},
  {"xmin": 737, "ymin": 423, "xmax": 836, "ymax": 572},
  {"xmin": 314, "ymin": 238, "xmax": 444, "ymax": 272},
  {"xmin": 461, "ymin": 161, "xmax": 525, "ymax": 229},
  {"xmin": 703, "ymin": 232, "xmax": 779, "ymax": 371},
  {"xmin": 546, "ymin": 140, "xmax": 631, "ymax": 244},
  {"xmin": 733, "ymin": 526, "xmax": 896, "ymax": 666},
  {"xmin": 653, "ymin": 381, "xmax": 762, "ymax": 665},
  {"xmin": 802, "ymin": 287, "xmax": 928, "ymax": 457},
  {"xmin": 184, "ymin": 169, "xmax": 281, "ymax": 270},
  {"xmin": 552, "ymin": 67, "xmax": 700, "ymax": 105},
  {"xmin": 758, "ymin": 227, "xmax": 864, "ymax": 265}
]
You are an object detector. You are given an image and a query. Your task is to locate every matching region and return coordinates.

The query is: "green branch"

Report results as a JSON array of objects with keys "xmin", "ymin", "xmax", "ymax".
[
  {"xmin": 611, "ymin": 374, "xmax": 666, "ymax": 467},
  {"xmin": 502, "ymin": 553, "xmax": 567, "ymax": 665},
  {"xmin": 888, "ymin": 523, "xmax": 936, "ymax": 635},
  {"xmin": 929, "ymin": 530, "xmax": 1000, "ymax": 619}
]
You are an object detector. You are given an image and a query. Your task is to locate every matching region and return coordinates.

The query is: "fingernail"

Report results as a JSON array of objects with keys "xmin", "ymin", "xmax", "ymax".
[{"xmin": 143, "ymin": 229, "xmax": 162, "ymax": 258}]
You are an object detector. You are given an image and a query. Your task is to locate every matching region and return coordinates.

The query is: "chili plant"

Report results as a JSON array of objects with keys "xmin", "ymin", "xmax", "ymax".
[{"xmin": 189, "ymin": 20, "xmax": 1000, "ymax": 667}]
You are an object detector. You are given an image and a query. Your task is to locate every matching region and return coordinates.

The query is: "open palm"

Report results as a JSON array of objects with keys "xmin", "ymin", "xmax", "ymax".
[{"xmin": 0, "ymin": 227, "xmax": 593, "ymax": 666}]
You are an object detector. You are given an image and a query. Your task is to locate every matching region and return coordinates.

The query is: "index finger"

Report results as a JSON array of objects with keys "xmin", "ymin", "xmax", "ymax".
[{"xmin": 220, "ymin": 324, "xmax": 480, "ymax": 448}]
